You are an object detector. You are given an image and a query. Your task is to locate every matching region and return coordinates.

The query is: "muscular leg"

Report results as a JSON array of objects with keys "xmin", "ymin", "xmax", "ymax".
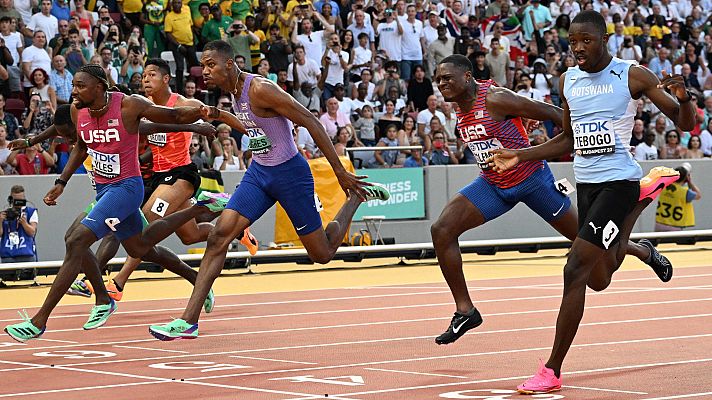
[
  {"xmin": 121, "ymin": 235, "xmax": 198, "ymax": 285},
  {"xmin": 181, "ymin": 210, "xmax": 251, "ymax": 324},
  {"xmin": 431, "ymin": 194, "xmax": 487, "ymax": 314},
  {"xmin": 96, "ymin": 234, "xmax": 121, "ymax": 275},
  {"xmin": 65, "ymin": 213, "xmax": 111, "ymax": 304},
  {"xmin": 31, "ymin": 224, "xmax": 99, "ymax": 329},
  {"xmin": 299, "ymin": 194, "xmax": 363, "ymax": 264}
]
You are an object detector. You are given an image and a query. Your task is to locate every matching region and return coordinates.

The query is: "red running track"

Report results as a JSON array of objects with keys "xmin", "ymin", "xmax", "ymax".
[{"xmin": 1, "ymin": 265, "xmax": 712, "ymax": 399}]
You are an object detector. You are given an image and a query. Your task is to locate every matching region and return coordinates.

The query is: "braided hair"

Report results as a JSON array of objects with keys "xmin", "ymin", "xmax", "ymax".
[{"xmin": 77, "ymin": 64, "xmax": 110, "ymax": 89}]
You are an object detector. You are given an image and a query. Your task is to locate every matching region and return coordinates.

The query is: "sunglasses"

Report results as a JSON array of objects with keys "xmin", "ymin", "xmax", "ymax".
[
  {"xmin": 220, "ymin": 102, "xmax": 232, "ymax": 107},
  {"xmin": 191, "ymin": 143, "xmax": 200, "ymax": 147}
]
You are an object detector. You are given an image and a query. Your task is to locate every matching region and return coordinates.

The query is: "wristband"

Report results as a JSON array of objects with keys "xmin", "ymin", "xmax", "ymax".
[
  {"xmin": 678, "ymin": 90, "xmax": 693, "ymax": 103},
  {"xmin": 54, "ymin": 178, "xmax": 68, "ymax": 187},
  {"xmin": 25, "ymin": 138, "xmax": 31, "ymax": 147}
]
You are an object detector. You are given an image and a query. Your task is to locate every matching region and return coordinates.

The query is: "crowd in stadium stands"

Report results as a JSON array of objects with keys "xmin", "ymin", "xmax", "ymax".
[{"xmin": 0, "ymin": 0, "xmax": 711, "ymax": 175}]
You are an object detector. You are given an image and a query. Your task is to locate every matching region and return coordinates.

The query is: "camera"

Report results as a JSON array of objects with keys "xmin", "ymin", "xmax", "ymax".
[
  {"xmin": 385, "ymin": 9, "xmax": 393, "ymax": 16},
  {"xmin": 4, "ymin": 199, "xmax": 26, "ymax": 221}
]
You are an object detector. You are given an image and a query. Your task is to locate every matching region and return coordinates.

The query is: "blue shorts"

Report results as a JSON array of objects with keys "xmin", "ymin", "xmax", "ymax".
[
  {"xmin": 227, "ymin": 154, "xmax": 322, "ymax": 236},
  {"xmin": 82, "ymin": 176, "xmax": 145, "ymax": 241},
  {"xmin": 459, "ymin": 163, "xmax": 571, "ymax": 223}
]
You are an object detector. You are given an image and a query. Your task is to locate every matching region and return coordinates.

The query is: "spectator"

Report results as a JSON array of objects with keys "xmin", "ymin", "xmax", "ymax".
[
  {"xmin": 417, "ymin": 94, "xmax": 446, "ymax": 138},
  {"xmin": 183, "ymin": 80, "xmax": 197, "ymax": 100},
  {"xmin": 648, "ymin": 47, "xmax": 672, "ymax": 79},
  {"xmin": 441, "ymin": 101, "xmax": 457, "ymax": 144},
  {"xmin": 320, "ymin": 96, "xmax": 352, "ymax": 138},
  {"xmin": 406, "ymin": 65, "xmax": 433, "ymax": 113},
  {"xmin": 376, "ymin": 98, "xmax": 403, "ymax": 138},
  {"xmin": 49, "ymin": 55, "xmax": 72, "ymax": 104},
  {"xmin": 0, "ymin": 185, "xmax": 38, "ymax": 263},
  {"xmin": 333, "ymin": 126, "xmax": 352, "ymax": 156},
  {"xmin": 6, "ymin": 141, "xmax": 54, "ymax": 174},
  {"xmin": 660, "ymin": 130, "xmax": 686, "ymax": 159},
  {"xmin": 441, "ymin": 0, "xmax": 468, "ymax": 39},
  {"xmin": 210, "ymin": 113, "xmax": 241, "ymax": 157},
  {"xmin": 294, "ymin": 82, "xmax": 321, "ymax": 112},
  {"xmin": 319, "ymin": 32, "xmax": 349, "ymax": 104},
  {"xmin": 521, "ymin": 0, "xmax": 553, "ymax": 42},
  {"xmin": 202, "ymin": 4, "xmax": 233, "ymax": 43},
  {"xmin": 347, "ymin": 10, "xmax": 375, "ymax": 52},
  {"xmin": 403, "ymin": 140, "xmax": 428, "ymax": 167},
  {"xmin": 350, "ymin": 32, "xmax": 373, "ymax": 81},
  {"xmin": 428, "ymin": 23, "xmax": 455, "ymax": 71},
  {"xmin": 0, "ymin": 17, "xmax": 23, "ymax": 96},
  {"xmin": 634, "ymin": 131, "xmax": 659, "ymax": 160},
  {"xmin": 685, "ymin": 135, "xmax": 705, "ymax": 159},
  {"xmin": 680, "ymin": 63, "xmax": 701, "ymax": 91},
  {"xmin": 20, "ymin": 92, "xmax": 53, "ymax": 140},
  {"xmin": 427, "ymin": 130, "xmax": 458, "ymax": 165},
  {"xmin": 51, "ymin": 0, "xmax": 70, "ymax": 22},
  {"xmin": 256, "ymin": 59, "xmax": 277, "ymax": 82},
  {"xmin": 71, "ymin": 0, "xmax": 94, "ymax": 39},
  {"xmin": 471, "ymin": 50, "xmax": 490, "ymax": 80},
  {"xmin": 21, "ymin": 31, "xmax": 51, "ymax": 96},
  {"xmin": 618, "ymin": 35, "xmax": 643, "ymax": 62},
  {"xmin": 287, "ymin": 45, "xmax": 321, "ymax": 91},
  {"xmin": 516, "ymin": 73, "xmax": 546, "ymax": 102},
  {"xmin": 366, "ymin": 123, "xmax": 400, "ymax": 168},
  {"xmin": 375, "ymin": 8, "xmax": 403, "ymax": 65},
  {"xmin": 655, "ymin": 164, "xmax": 701, "ymax": 232},
  {"xmin": 677, "ymin": 41, "xmax": 707, "ymax": 76},
  {"xmin": 352, "ymin": 81, "xmax": 377, "ymax": 113},
  {"xmin": 352, "ymin": 104, "xmax": 376, "ymax": 146},
  {"xmin": 97, "ymin": 46, "xmax": 119, "ymax": 86},
  {"xmin": 608, "ymin": 22, "xmax": 625, "ymax": 55},
  {"xmin": 630, "ymin": 118, "xmax": 646, "ymax": 147},
  {"xmin": 142, "ymin": 0, "xmax": 167, "ymax": 57},
  {"xmin": 120, "ymin": 46, "xmax": 144, "ymax": 85},
  {"xmin": 0, "ymin": 94, "xmax": 19, "ymax": 140},
  {"xmin": 245, "ymin": 15, "xmax": 266, "ymax": 70},
  {"xmin": 399, "ymin": 4, "xmax": 424, "ymax": 81},
  {"xmin": 0, "ymin": 124, "xmax": 11, "ymax": 174},
  {"xmin": 29, "ymin": 68, "xmax": 56, "ymax": 112},
  {"xmin": 486, "ymin": 38, "xmax": 508, "ymax": 87},
  {"xmin": 27, "ymin": 0, "xmax": 58, "ymax": 39},
  {"xmin": 483, "ymin": 21, "xmax": 511, "ymax": 54},
  {"xmin": 260, "ymin": 24, "xmax": 292, "ymax": 74},
  {"xmin": 226, "ymin": 20, "xmax": 260, "ymax": 66},
  {"xmin": 291, "ymin": 6, "xmax": 334, "ymax": 65},
  {"xmin": 212, "ymin": 137, "xmax": 242, "ymax": 171},
  {"xmin": 374, "ymin": 60, "xmax": 407, "ymax": 105},
  {"xmin": 165, "ymin": 0, "xmax": 198, "ymax": 95},
  {"xmin": 60, "ymin": 28, "xmax": 90, "ymax": 75}
]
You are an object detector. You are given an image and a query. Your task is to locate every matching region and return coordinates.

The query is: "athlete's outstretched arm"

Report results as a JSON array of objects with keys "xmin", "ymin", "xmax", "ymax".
[
  {"xmin": 44, "ymin": 138, "xmax": 88, "ymax": 206},
  {"xmin": 487, "ymin": 86, "xmax": 564, "ymax": 126},
  {"xmin": 202, "ymin": 106, "xmax": 247, "ymax": 134},
  {"xmin": 8, "ymin": 125, "xmax": 59, "ymax": 150},
  {"xmin": 631, "ymin": 67, "xmax": 696, "ymax": 131},
  {"xmin": 138, "ymin": 121, "xmax": 217, "ymax": 140},
  {"xmin": 129, "ymin": 95, "xmax": 203, "ymax": 125},
  {"xmin": 252, "ymin": 79, "xmax": 371, "ymax": 200},
  {"xmin": 489, "ymin": 74, "xmax": 574, "ymax": 172}
]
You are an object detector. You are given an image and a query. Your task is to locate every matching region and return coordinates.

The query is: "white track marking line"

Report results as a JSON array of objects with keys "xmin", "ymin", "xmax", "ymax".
[
  {"xmin": 229, "ymin": 355, "xmax": 319, "ymax": 365},
  {"xmin": 364, "ymin": 367, "xmax": 469, "ymax": 379},
  {"xmin": 336, "ymin": 358, "xmax": 712, "ymax": 397},
  {"xmin": 181, "ymin": 332, "xmax": 712, "ymax": 382},
  {"xmin": 8, "ymin": 284, "xmax": 711, "ymax": 338},
  {"xmin": 563, "ymin": 385, "xmax": 648, "ymax": 394},
  {"xmin": 643, "ymin": 392, "xmax": 712, "ymax": 399},
  {"xmin": 113, "ymin": 345, "xmax": 190, "ymax": 354},
  {"xmin": 0, "ymin": 381, "xmax": 164, "ymax": 398},
  {"xmin": 0, "ymin": 359, "xmax": 328, "ymax": 398},
  {"xmin": 3, "ymin": 271, "xmax": 712, "ymax": 322},
  {"xmin": 0, "ymin": 366, "xmax": 46, "ymax": 372},
  {"xmin": 36, "ymin": 338, "xmax": 78, "ymax": 344}
]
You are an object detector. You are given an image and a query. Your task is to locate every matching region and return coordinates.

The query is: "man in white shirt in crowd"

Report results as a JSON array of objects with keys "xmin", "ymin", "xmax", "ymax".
[
  {"xmin": 486, "ymin": 37, "xmax": 508, "ymax": 86},
  {"xmin": 320, "ymin": 32, "xmax": 349, "ymax": 105},
  {"xmin": 516, "ymin": 73, "xmax": 545, "ymax": 102},
  {"xmin": 21, "ymin": 30, "xmax": 51, "ymax": 92},
  {"xmin": 375, "ymin": 8, "xmax": 403, "ymax": 65},
  {"xmin": 350, "ymin": 32, "xmax": 373, "ymax": 80},
  {"xmin": 399, "ymin": 3, "xmax": 424, "ymax": 81},
  {"xmin": 0, "ymin": 16, "xmax": 23, "ymax": 95},
  {"xmin": 634, "ymin": 132, "xmax": 659, "ymax": 161},
  {"xmin": 483, "ymin": 20, "xmax": 510, "ymax": 54},
  {"xmin": 287, "ymin": 45, "xmax": 321, "ymax": 90},
  {"xmin": 333, "ymin": 83, "xmax": 356, "ymax": 117},
  {"xmin": 607, "ymin": 22, "xmax": 625, "ymax": 55},
  {"xmin": 423, "ymin": 10, "xmax": 445, "ymax": 47},
  {"xmin": 347, "ymin": 9, "xmax": 375, "ymax": 56},
  {"xmin": 291, "ymin": 7, "xmax": 334, "ymax": 64},
  {"xmin": 25, "ymin": 0, "xmax": 58, "ymax": 40},
  {"xmin": 417, "ymin": 94, "xmax": 446, "ymax": 139}
]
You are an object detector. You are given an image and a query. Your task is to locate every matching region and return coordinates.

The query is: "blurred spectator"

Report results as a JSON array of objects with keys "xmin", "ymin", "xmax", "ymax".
[
  {"xmin": 417, "ymin": 94, "xmax": 445, "ymax": 138},
  {"xmin": 6, "ymin": 142, "xmax": 54, "ymax": 174},
  {"xmin": 333, "ymin": 126, "xmax": 353, "ymax": 156},
  {"xmin": 521, "ymin": 0, "xmax": 553, "ymax": 42},
  {"xmin": 22, "ymin": 31, "xmax": 51, "ymax": 95},
  {"xmin": 27, "ymin": 0, "xmax": 59, "ymax": 40},
  {"xmin": 71, "ymin": 0, "xmax": 94, "ymax": 39},
  {"xmin": 375, "ymin": 8, "xmax": 403, "ymax": 64},
  {"xmin": 165, "ymin": 0, "xmax": 198, "ymax": 94},
  {"xmin": 517, "ymin": 73, "xmax": 546, "ymax": 101},
  {"xmin": 293, "ymin": 82, "xmax": 322, "ymax": 112},
  {"xmin": 376, "ymin": 99, "xmax": 403, "ymax": 138},
  {"xmin": 470, "ymin": 50, "xmax": 490, "ymax": 80},
  {"xmin": 403, "ymin": 141, "xmax": 428, "ymax": 167},
  {"xmin": 320, "ymin": 32, "xmax": 349, "ymax": 104},
  {"xmin": 97, "ymin": 46, "xmax": 119, "ymax": 86},
  {"xmin": 352, "ymin": 104, "xmax": 376, "ymax": 146},
  {"xmin": 366, "ymin": 123, "xmax": 400, "ymax": 168},
  {"xmin": 319, "ymin": 96, "xmax": 351, "ymax": 138},
  {"xmin": 660, "ymin": 130, "xmax": 686, "ymax": 159},
  {"xmin": 142, "ymin": 0, "xmax": 167, "ymax": 57},
  {"xmin": 260, "ymin": 24, "xmax": 292, "ymax": 74},
  {"xmin": 680, "ymin": 63, "xmax": 701, "ymax": 91},
  {"xmin": 49, "ymin": 55, "xmax": 72, "ymax": 104},
  {"xmin": 333, "ymin": 83, "xmax": 356, "ymax": 116},
  {"xmin": 407, "ymin": 64, "xmax": 433, "ymax": 112},
  {"xmin": 427, "ymin": 130, "xmax": 458, "ymax": 165},
  {"xmin": 0, "ymin": 17, "xmax": 23, "ymax": 96},
  {"xmin": 486, "ymin": 38, "xmax": 508, "ymax": 87},
  {"xmin": 0, "ymin": 94, "xmax": 19, "ymax": 140},
  {"xmin": 21, "ymin": 91, "xmax": 53, "ymax": 139},
  {"xmin": 630, "ymin": 118, "xmax": 646, "ymax": 147},
  {"xmin": 350, "ymin": 32, "xmax": 373, "ymax": 82},
  {"xmin": 256, "ymin": 59, "xmax": 277, "ymax": 82},
  {"xmin": 351, "ymin": 81, "xmax": 377, "ymax": 113},
  {"xmin": 655, "ymin": 164, "xmax": 700, "ymax": 232},
  {"xmin": 0, "ymin": 124, "xmax": 11, "ymax": 174},
  {"xmin": 618, "ymin": 36, "xmax": 643, "ymax": 62},
  {"xmin": 399, "ymin": 4, "xmax": 424, "ymax": 81},
  {"xmin": 648, "ymin": 47, "xmax": 672, "ymax": 79},
  {"xmin": 291, "ymin": 7, "xmax": 334, "ymax": 65},
  {"xmin": 120, "ymin": 46, "xmax": 144, "ymax": 85},
  {"xmin": 212, "ymin": 137, "xmax": 243, "ymax": 171},
  {"xmin": 226, "ymin": 21, "xmax": 258, "ymax": 66},
  {"xmin": 0, "ymin": 185, "xmax": 38, "ymax": 263},
  {"xmin": 634, "ymin": 131, "xmax": 659, "ymax": 160},
  {"xmin": 287, "ymin": 45, "xmax": 321, "ymax": 91},
  {"xmin": 685, "ymin": 135, "xmax": 705, "ymax": 159},
  {"xmin": 202, "ymin": 4, "xmax": 233, "ymax": 43},
  {"xmin": 60, "ymin": 28, "xmax": 90, "ymax": 75},
  {"xmin": 210, "ymin": 119, "xmax": 241, "ymax": 158},
  {"xmin": 428, "ymin": 23, "xmax": 455, "ymax": 71},
  {"xmin": 51, "ymin": 0, "xmax": 70, "ymax": 22},
  {"xmin": 29, "ymin": 68, "xmax": 56, "ymax": 112}
]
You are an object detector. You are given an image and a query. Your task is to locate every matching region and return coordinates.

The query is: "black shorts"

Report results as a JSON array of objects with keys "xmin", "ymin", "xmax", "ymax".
[
  {"xmin": 150, "ymin": 163, "xmax": 202, "ymax": 197},
  {"xmin": 142, "ymin": 176, "xmax": 154, "ymax": 208},
  {"xmin": 576, "ymin": 180, "xmax": 639, "ymax": 250}
]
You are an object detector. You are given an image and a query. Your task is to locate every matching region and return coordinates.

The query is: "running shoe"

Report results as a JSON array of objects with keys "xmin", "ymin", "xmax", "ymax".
[
  {"xmin": 517, "ymin": 360, "xmax": 562, "ymax": 394},
  {"xmin": 364, "ymin": 183, "xmax": 390, "ymax": 201},
  {"xmin": 149, "ymin": 318, "xmax": 198, "ymax": 341},
  {"xmin": 4, "ymin": 310, "xmax": 44, "ymax": 343},
  {"xmin": 639, "ymin": 239, "xmax": 673, "ymax": 282},
  {"xmin": 639, "ymin": 166, "xmax": 679, "ymax": 201},
  {"xmin": 435, "ymin": 307, "xmax": 483, "ymax": 345},
  {"xmin": 66, "ymin": 280, "xmax": 92, "ymax": 297},
  {"xmin": 240, "ymin": 227, "xmax": 259, "ymax": 255},
  {"xmin": 83, "ymin": 299, "xmax": 117, "ymax": 330},
  {"xmin": 204, "ymin": 288, "xmax": 215, "ymax": 313},
  {"xmin": 196, "ymin": 192, "xmax": 230, "ymax": 212},
  {"xmin": 105, "ymin": 280, "xmax": 123, "ymax": 301}
]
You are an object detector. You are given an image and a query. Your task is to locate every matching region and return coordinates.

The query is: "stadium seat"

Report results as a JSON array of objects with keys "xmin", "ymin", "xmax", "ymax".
[
  {"xmin": 5, "ymin": 98, "xmax": 26, "ymax": 121},
  {"xmin": 161, "ymin": 51, "xmax": 177, "ymax": 77},
  {"xmin": 190, "ymin": 66, "xmax": 205, "ymax": 90}
]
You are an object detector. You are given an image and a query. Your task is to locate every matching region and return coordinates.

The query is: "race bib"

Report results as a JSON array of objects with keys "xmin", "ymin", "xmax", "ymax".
[
  {"xmin": 572, "ymin": 119, "xmax": 615, "ymax": 155},
  {"xmin": 88, "ymin": 149, "xmax": 120, "ymax": 179},
  {"xmin": 246, "ymin": 128, "xmax": 273, "ymax": 154},
  {"xmin": 467, "ymin": 138, "xmax": 503, "ymax": 169},
  {"xmin": 147, "ymin": 133, "xmax": 167, "ymax": 147}
]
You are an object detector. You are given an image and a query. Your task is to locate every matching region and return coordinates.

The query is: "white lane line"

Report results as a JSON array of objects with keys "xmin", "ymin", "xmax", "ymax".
[
  {"xmin": 0, "ymin": 358, "xmax": 327, "ymax": 398},
  {"xmin": 564, "ymin": 385, "xmax": 648, "ymax": 394},
  {"xmin": 337, "ymin": 358, "xmax": 712, "ymax": 397},
  {"xmin": 0, "ymin": 366, "xmax": 46, "ymax": 372},
  {"xmin": 17, "ymin": 311, "xmax": 712, "ymax": 369},
  {"xmin": 113, "ymin": 345, "xmax": 190, "ymax": 354},
  {"xmin": 182, "ymin": 332, "xmax": 712, "ymax": 382},
  {"xmin": 643, "ymin": 392, "xmax": 712, "ymax": 399},
  {"xmin": 3, "ymin": 271, "xmax": 711, "ymax": 322},
  {"xmin": 364, "ymin": 367, "xmax": 469, "ymax": 379},
  {"xmin": 8, "ymin": 285, "xmax": 711, "ymax": 338},
  {"xmin": 0, "ymin": 381, "xmax": 164, "ymax": 398},
  {"xmin": 36, "ymin": 338, "xmax": 78, "ymax": 344},
  {"xmin": 229, "ymin": 355, "xmax": 319, "ymax": 365}
]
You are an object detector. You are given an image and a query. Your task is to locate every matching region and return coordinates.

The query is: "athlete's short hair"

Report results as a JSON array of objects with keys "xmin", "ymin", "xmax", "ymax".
[
  {"xmin": 55, "ymin": 104, "xmax": 72, "ymax": 127},
  {"xmin": 571, "ymin": 10, "xmax": 607, "ymax": 38},
  {"xmin": 145, "ymin": 58, "xmax": 171, "ymax": 76},
  {"xmin": 439, "ymin": 54, "xmax": 473, "ymax": 74},
  {"xmin": 204, "ymin": 40, "xmax": 235, "ymax": 62},
  {"xmin": 77, "ymin": 64, "xmax": 109, "ymax": 89}
]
